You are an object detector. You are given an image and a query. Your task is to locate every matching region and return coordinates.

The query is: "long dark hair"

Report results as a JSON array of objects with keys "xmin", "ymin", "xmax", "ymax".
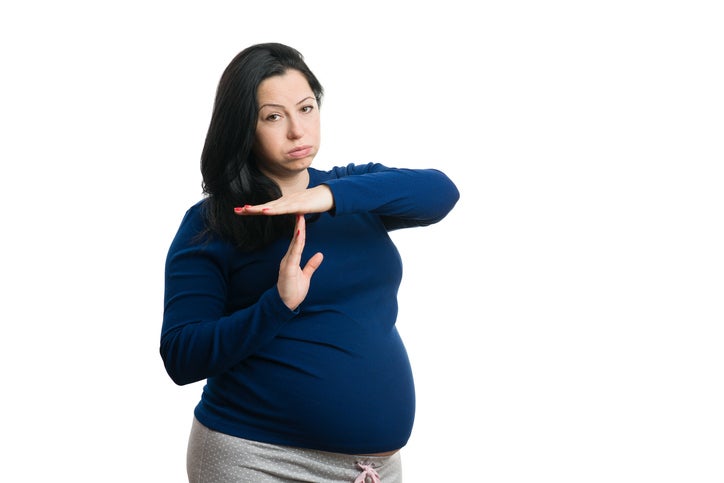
[{"xmin": 199, "ymin": 43, "xmax": 324, "ymax": 251}]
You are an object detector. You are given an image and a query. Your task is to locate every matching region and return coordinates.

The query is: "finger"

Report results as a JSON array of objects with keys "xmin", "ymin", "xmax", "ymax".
[
  {"xmin": 233, "ymin": 205, "xmax": 272, "ymax": 215},
  {"xmin": 233, "ymin": 205, "xmax": 250, "ymax": 215},
  {"xmin": 295, "ymin": 213, "xmax": 305, "ymax": 242},
  {"xmin": 286, "ymin": 214, "xmax": 306, "ymax": 260},
  {"xmin": 302, "ymin": 252, "xmax": 324, "ymax": 278}
]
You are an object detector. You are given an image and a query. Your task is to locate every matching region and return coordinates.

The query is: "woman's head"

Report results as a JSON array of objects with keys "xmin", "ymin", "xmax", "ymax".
[
  {"xmin": 201, "ymin": 43, "xmax": 324, "ymax": 196},
  {"xmin": 253, "ymin": 68, "xmax": 321, "ymax": 182},
  {"xmin": 199, "ymin": 43, "xmax": 324, "ymax": 250}
]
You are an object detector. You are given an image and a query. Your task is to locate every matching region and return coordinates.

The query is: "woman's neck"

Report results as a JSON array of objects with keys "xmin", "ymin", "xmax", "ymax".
[{"xmin": 271, "ymin": 168, "xmax": 310, "ymax": 196}]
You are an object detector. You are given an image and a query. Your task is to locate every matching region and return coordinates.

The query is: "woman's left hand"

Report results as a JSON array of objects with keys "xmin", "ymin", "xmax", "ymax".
[{"xmin": 234, "ymin": 185, "xmax": 334, "ymax": 216}]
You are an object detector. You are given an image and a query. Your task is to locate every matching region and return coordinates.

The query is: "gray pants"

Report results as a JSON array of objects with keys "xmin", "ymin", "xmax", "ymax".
[{"xmin": 187, "ymin": 417, "xmax": 403, "ymax": 482}]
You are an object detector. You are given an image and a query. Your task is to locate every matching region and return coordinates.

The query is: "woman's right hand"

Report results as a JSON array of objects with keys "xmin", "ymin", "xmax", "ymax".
[
  {"xmin": 277, "ymin": 214, "xmax": 324, "ymax": 311},
  {"xmin": 234, "ymin": 185, "xmax": 334, "ymax": 216}
]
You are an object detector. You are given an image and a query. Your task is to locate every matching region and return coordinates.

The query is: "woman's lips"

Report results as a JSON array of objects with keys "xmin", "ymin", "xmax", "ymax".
[{"xmin": 287, "ymin": 145, "xmax": 313, "ymax": 159}]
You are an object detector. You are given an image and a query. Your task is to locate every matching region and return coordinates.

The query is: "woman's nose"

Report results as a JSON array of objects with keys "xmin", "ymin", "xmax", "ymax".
[{"xmin": 287, "ymin": 115, "xmax": 304, "ymax": 139}]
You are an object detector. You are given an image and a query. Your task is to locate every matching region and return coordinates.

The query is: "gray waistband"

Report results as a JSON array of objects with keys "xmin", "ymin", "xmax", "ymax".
[{"xmin": 187, "ymin": 417, "xmax": 403, "ymax": 483}]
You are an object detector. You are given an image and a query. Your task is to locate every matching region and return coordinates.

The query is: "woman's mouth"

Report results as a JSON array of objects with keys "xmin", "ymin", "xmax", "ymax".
[{"xmin": 287, "ymin": 145, "xmax": 313, "ymax": 159}]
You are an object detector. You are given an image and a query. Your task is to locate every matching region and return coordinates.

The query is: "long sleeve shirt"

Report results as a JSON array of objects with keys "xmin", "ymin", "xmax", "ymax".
[{"xmin": 161, "ymin": 162, "xmax": 459, "ymax": 454}]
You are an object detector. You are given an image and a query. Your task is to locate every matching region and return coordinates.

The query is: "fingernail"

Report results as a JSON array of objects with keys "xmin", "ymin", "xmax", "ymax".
[
  {"xmin": 262, "ymin": 208, "xmax": 269, "ymax": 212},
  {"xmin": 233, "ymin": 207, "xmax": 243, "ymax": 213}
]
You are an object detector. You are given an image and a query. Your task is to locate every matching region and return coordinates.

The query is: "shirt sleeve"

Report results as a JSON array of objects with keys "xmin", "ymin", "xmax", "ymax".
[
  {"xmin": 321, "ymin": 162, "xmax": 460, "ymax": 230},
  {"xmin": 159, "ymin": 206, "xmax": 297, "ymax": 386}
]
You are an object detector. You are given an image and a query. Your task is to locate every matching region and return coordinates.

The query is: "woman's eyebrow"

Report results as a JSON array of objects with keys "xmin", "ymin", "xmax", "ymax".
[
  {"xmin": 259, "ymin": 96, "xmax": 315, "ymax": 110},
  {"xmin": 296, "ymin": 96, "xmax": 315, "ymax": 105}
]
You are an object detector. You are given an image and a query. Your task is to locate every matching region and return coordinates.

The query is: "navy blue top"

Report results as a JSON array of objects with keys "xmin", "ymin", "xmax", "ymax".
[{"xmin": 161, "ymin": 163, "xmax": 459, "ymax": 454}]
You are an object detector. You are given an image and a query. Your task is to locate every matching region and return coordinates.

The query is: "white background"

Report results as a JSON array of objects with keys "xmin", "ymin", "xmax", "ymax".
[{"xmin": 1, "ymin": 1, "xmax": 722, "ymax": 482}]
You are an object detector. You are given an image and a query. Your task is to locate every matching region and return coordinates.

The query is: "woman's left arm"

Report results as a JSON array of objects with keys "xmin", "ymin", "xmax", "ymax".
[{"xmin": 323, "ymin": 163, "xmax": 460, "ymax": 230}]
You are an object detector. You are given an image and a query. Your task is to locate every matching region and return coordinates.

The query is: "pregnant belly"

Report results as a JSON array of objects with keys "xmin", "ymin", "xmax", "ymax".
[{"xmin": 203, "ymin": 329, "xmax": 416, "ymax": 454}]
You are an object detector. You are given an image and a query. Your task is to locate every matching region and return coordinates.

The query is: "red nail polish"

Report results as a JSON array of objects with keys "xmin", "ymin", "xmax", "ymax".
[{"xmin": 233, "ymin": 207, "xmax": 243, "ymax": 213}]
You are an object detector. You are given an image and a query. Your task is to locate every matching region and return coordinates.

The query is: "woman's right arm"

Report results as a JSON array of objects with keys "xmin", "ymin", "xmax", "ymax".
[
  {"xmin": 160, "ymin": 209, "xmax": 321, "ymax": 386},
  {"xmin": 159, "ymin": 208, "xmax": 296, "ymax": 386}
]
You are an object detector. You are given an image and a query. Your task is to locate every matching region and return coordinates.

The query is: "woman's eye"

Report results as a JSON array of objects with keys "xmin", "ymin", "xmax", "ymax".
[
  {"xmin": 266, "ymin": 113, "xmax": 281, "ymax": 121},
  {"xmin": 301, "ymin": 105, "xmax": 314, "ymax": 113}
]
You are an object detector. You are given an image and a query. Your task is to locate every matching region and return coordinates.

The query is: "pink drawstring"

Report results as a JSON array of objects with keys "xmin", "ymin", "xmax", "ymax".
[{"xmin": 354, "ymin": 461, "xmax": 381, "ymax": 483}]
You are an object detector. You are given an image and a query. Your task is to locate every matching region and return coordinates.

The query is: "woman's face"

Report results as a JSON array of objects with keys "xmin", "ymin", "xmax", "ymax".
[{"xmin": 253, "ymin": 69, "xmax": 320, "ymax": 181}]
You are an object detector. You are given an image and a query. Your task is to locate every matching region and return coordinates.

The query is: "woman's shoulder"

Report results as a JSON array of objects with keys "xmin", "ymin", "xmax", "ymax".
[
  {"xmin": 169, "ymin": 199, "xmax": 222, "ymax": 251},
  {"xmin": 176, "ymin": 199, "xmax": 206, "ymax": 231}
]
